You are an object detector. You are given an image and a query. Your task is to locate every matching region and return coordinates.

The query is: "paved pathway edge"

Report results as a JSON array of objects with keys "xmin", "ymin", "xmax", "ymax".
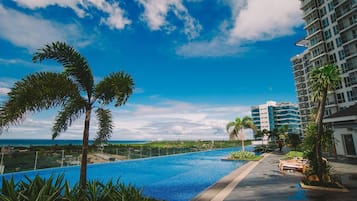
[{"xmin": 192, "ymin": 153, "xmax": 270, "ymax": 201}]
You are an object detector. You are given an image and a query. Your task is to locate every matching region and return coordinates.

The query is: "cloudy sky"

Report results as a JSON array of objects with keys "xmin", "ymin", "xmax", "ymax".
[{"xmin": 0, "ymin": 0, "xmax": 306, "ymax": 141}]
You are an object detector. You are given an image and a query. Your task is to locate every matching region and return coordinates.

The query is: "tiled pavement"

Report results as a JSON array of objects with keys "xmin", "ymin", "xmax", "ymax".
[{"xmin": 194, "ymin": 150, "xmax": 357, "ymax": 201}]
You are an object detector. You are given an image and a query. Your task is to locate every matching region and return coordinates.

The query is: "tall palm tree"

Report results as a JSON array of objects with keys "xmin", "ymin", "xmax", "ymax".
[
  {"xmin": 309, "ymin": 63, "xmax": 340, "ymax": 182},
  {"xmin": 0, "ymin": 42, "xmax": 134, "ymax": 191},
  {"xmin": 226, "ymin": 116, "xmax": 257, "ymax": 152}
]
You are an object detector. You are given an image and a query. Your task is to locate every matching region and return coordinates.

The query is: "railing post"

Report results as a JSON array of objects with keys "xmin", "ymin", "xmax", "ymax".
[
  {"xmin": 61, "ymin": 150, "xmax": 64, "ymax": 167},
  {"xmin": 34, "ymin": 151, "xmax": 38, "ymax": 170}
]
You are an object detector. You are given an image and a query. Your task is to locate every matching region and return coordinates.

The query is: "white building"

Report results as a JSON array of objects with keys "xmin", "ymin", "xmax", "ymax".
[
  {"xmin": 292, "ymin": 0, "xmax": 357, "ymax": 131},
  {"xmin": 323, "ymin": 103, "xmax": 357, "ymax": 157},
  {"xmin": 251, "ymin": 101, "xmax": 301, "ymax": 134}
]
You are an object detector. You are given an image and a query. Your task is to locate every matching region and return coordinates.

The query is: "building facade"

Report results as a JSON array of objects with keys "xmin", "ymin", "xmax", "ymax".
[
  {"xmin": 251, "ymin": 101, "xmax": 301, "ymax": 134},
  {"xmin": 323, "ymin": 103, "xmax": 357, "ymax": 157},
  {"xmin": 292, "ymin": 0, "xmax": 357, "ymax": 131}
]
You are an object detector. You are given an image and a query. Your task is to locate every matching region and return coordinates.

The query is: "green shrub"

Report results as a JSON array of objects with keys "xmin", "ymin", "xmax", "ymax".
[
  {"xmin": 228, "ymin": 151, "xmax": 262, "ymax": 161},
  {"xmin": 283, "ymin": 151, "xmax": 304, "ymax": 160},
  {"xmin": 0, "ymin": 175, "xmax": 162, "ymax": 201}
]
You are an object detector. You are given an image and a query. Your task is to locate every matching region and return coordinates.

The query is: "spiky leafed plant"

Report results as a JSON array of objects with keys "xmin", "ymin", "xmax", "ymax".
[
  {"xmin": 0, "ymin": 41, "xmax": 134, "ymax": 191},
  {"xmin": 309, "ymin": 63, "xmax": 340, "ymax": 182},
  {"xmin": 226, "ymin": 116, "xmax": 257, "ymax": 152}
]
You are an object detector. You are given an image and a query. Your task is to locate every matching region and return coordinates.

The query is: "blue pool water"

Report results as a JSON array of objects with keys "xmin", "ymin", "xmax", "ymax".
[{"xmin": 1, "ymin": 147, "xmax": 252, "ymax": 201}]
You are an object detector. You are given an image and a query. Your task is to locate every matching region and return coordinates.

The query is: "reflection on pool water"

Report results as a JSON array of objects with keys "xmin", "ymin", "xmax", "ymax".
[{"xmin": 1, "ymin": 146, "xmax": 253, "ymax": 201}]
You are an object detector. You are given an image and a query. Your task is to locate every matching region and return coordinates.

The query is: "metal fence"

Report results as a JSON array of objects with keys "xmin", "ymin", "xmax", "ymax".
[{"xmin": 0, "ymin": 144, "xmax": 228, "ymax": 174}]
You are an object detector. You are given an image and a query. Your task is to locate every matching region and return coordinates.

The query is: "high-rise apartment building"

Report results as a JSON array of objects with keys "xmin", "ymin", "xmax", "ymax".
[
  {"xmin": 291, "ymin": 0, "xmax": 357, "ymax": 131},
  {"xmin": 251, "ymin": 101, "xmax": 301, "ymax": 134}
]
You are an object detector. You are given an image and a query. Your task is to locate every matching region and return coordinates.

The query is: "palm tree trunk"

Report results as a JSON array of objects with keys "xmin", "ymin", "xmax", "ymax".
[
  {"xmin": 315, "ymin": 89, "xmax": 328, "ymax": 182},
  {"xmin": 241, "ymin": 128, "xmax": 245, "ymax": 152},
  {"xmin": 80, "ymin": 108, "xmax": 91, "ymax": 191}
]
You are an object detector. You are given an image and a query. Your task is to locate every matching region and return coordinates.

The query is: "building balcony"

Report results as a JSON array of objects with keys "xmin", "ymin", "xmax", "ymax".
[
  {"xmin": 306, "ymin": 28, "xmax": 322, "ymax": 40},
  {"xmin": 301, "ymin": 0, "xmax": 313, "ymax": 9},
  {"xmin": 336, "ymin": 1, "xmax": 357, "ymax": 20},
  {"xmin": 303, "ymin": 6, "xmax": 318, "ymax": 19},
  {"xmin": 338, "ymin": 18, "xmax": 357, "ymax": 34},
  {"xmin": 304, "ymin": 18, "xmax": 320, "ymax": 29},
  {"xmin": 334, "ymin": 0, "xmax": 350, "ymax": 8},
  {"xmin": 341, "ymin": 32, "xmax": 357, "ymax": 46},
  {"xmin": 293, "ymin": 64, "xmax": 303, "ymax": 72},
  {"xmin": 310, "ymin": 52, "xmax": 328, "ymax": 62},
  {"xmin": 308, "ymin": 40, "xmax": 325, "ymax": 51},
  {"xmin": 345, "ymin": 50, "xmax": 357, "ymax": 61}
]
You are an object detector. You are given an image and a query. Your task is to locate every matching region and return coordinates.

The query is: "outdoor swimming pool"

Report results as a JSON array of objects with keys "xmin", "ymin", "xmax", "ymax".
[{"xmin": 1, "ymin": 146, "xmax": 253, "ymax": 201}]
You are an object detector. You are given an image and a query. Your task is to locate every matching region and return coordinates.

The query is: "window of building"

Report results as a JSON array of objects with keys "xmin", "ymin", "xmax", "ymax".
[
  {"xmin": 324, "ymin": 29, "xmax": 332, "ymax": 39},
  {"xmin": 336, "ymin": 92, "xmax": 346, "ymax": 103},
  {"xmin": 338, "ymin": 50, "xmax": 345, "ymax": 60},
  {"xmin": 314, "ymin": 60, "xmax": 321, "ymax": 67},
  {"xmin": 341, "ymin": 63, "xmax": 350, "ymax": 73},
  {"xmin": 335, "ymin": 80, "xmax": 343, "ymax": 89},
  {"xmin": 350, "ymin": 71, "xmax": 357, "ymax": 85},
  {"xmin": 333, "ymin": 25, "xmax": 339, "ymax": 35},
  {"xmin": 326, "ymin": 41, "xmax": 335, "ymax": 51},
  {"xmin": 349, "ymin": 15, "xmax": 357, "ymax": 26},
  {"xmin": 351, "ymin": 30, "xmax": 357, "ymax": 39},
  {"xmin": 310, "ymin": 37, "xmax": 319, "ymax": 46},
  {"xmin": 336, "ymin": 37, "xmax": 342, "ymax": 47},
  {"xmin": 324, "ymin": 108, "xmax": 332, "ymax": 116},
  {"xmin": 328, "ymin": 2, "xmax": 334, "ymax": 12},
  {"xmin": 344, "ymin": 76, "xmax": 352, "ymax": 87},
  {"xmin": 347, "ymin": 90, "xmax": 357, "ymax": 101},
  {"xmin": 322, "ymin": 17, "xmax": 329, "ymax": 28},
  {"xmin": 308, "ymin": 27, "xmax": 316, "ymax": 35},
  {"xmin": 320, "ymin": 7, "xmax": 327, "ymax": 17},
  {"xmin": 329, "ymin": 53, "xmax": 337, "ymax": 63}
]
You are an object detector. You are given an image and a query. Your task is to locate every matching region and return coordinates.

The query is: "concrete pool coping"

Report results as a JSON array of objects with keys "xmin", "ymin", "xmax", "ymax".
[{"xmin": 192, "ymin": 153, "xmax": 270, "ymax": 201}]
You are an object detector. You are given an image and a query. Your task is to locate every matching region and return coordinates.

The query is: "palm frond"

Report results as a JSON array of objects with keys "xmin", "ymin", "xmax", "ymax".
[
  {"xmin": 32, "ymin": 41, "xmax": 94, "ymax": 97},
  {"xmin": 310, "ymin": 64, "xmax": 340, "ymax": 103},
  {"xmin": 52, "ymin": 98, "xmax": 86, "ymax": 139},
  {"xmin": 0, "ymin": 72, "xmax": 79, "ymax": 129},
  {"xmin": 226, "ymin": 121, "xmax": 235, "ymax": 133},
  {"xmin": 94, "ymin": 108, "xmax": 113, "ymax": 144},
  {"xmin": 94, "ymin": 72, "xmax": 134, "ymax": 107}
]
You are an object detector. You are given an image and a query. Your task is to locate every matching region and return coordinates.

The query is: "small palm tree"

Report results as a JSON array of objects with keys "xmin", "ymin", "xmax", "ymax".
[
  {"xmin": 226, "ymin": 116, "xmax": 257, "ymax": 152},
  {"xmin": 0, "ymin": 42, "xmax": 134, "ymax": 191},
  {"xmin": 309, "ymin": 63, "xmax": 340, "ymax": 182}
]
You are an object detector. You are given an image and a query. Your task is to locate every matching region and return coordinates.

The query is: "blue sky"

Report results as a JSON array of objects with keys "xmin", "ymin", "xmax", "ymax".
[{"xmin": 0, "ymin": 0, "xmax": 306, "ymax": 140}]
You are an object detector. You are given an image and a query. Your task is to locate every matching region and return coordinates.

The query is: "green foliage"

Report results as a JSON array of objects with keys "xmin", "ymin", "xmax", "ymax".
[
  {"xmin": 228, "ymin": 151, "xmax": 262, "ymax": 161},
  {"xmin": 0, "ymin": 41, "xmax": 135, "ymax": 189},
  {"xmin": 283, "ymin": 151, "xmax": 304, "ymax": 160},
  {"xmin": 302, "ymin": 123, "xmax": 335, "ymax": 184},
  {"xmin": 286, "ymin": 133, "xmax": 301, "ymax": 150},
  {"xmin": 94, "ymin": 108, "xmax": 113, "ymax": 144},
  {"xmin": 253, "ymin": 143, "xmax": 278, "ymax": 153},
  {"xmin": 0, "ymin": 175, "xmax": 162, "ymax": 201}
]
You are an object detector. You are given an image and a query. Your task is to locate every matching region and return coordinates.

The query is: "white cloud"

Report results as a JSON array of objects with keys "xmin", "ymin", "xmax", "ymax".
[
  {"xmin": 14, "ymin": 0, "xmax": 131, "ymax": 30},
  {"xmin": 177, "ymin": 37, "xmax": 247, "ymax": 57},
  {"xmin": 138, "ymin": 0, "xmax": 202, "ymax": 39},
  {"xmin": 15, "ymin": 0, "xmax": 86, "ymax": 17},
  {"xmin": 176, "ymin": 0, "xmax": 303, "ymax": 57},
  {"xmin": 0, "ymin": 58, "xmax": 62, "ymax": 71},
  {"xmin": 229, "ymin": 0, "xmax": 303, "ymax": 42},
  {"xmin": 0, "ymin": 99, "xmax": 253, "ymax": 140},
  {"xmin": 0, "ymin": 4, "xmax": 89, "ymax": 51},
  {"xmin": 0, "ymin": 78, "xmax": 16, "ymax": 98},
  {"xmin": 0, "ymin": 88, "xmax": 10, "ymax": 96}
]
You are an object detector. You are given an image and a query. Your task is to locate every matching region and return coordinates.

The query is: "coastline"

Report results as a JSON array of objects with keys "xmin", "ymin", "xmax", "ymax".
[{"xmin": 0, "ymin": 139, "xmax": 148, "ymax": 147}]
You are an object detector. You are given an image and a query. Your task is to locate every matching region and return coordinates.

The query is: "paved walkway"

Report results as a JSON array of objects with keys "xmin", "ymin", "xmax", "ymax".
[{"xmin": 193, "ymin": 150, "xmax": 357, "ymax": 201}]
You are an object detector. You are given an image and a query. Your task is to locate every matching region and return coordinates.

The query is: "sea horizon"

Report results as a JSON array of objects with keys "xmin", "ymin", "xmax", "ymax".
[{"xmin": 0, "ymin": 139, "xmax": 149, "ymax": 147}]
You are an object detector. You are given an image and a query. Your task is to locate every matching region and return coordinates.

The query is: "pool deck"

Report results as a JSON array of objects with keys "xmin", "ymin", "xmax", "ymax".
[{"xmin": 192, "ymin": 149, "xmax": 357, "ymax": 201}]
